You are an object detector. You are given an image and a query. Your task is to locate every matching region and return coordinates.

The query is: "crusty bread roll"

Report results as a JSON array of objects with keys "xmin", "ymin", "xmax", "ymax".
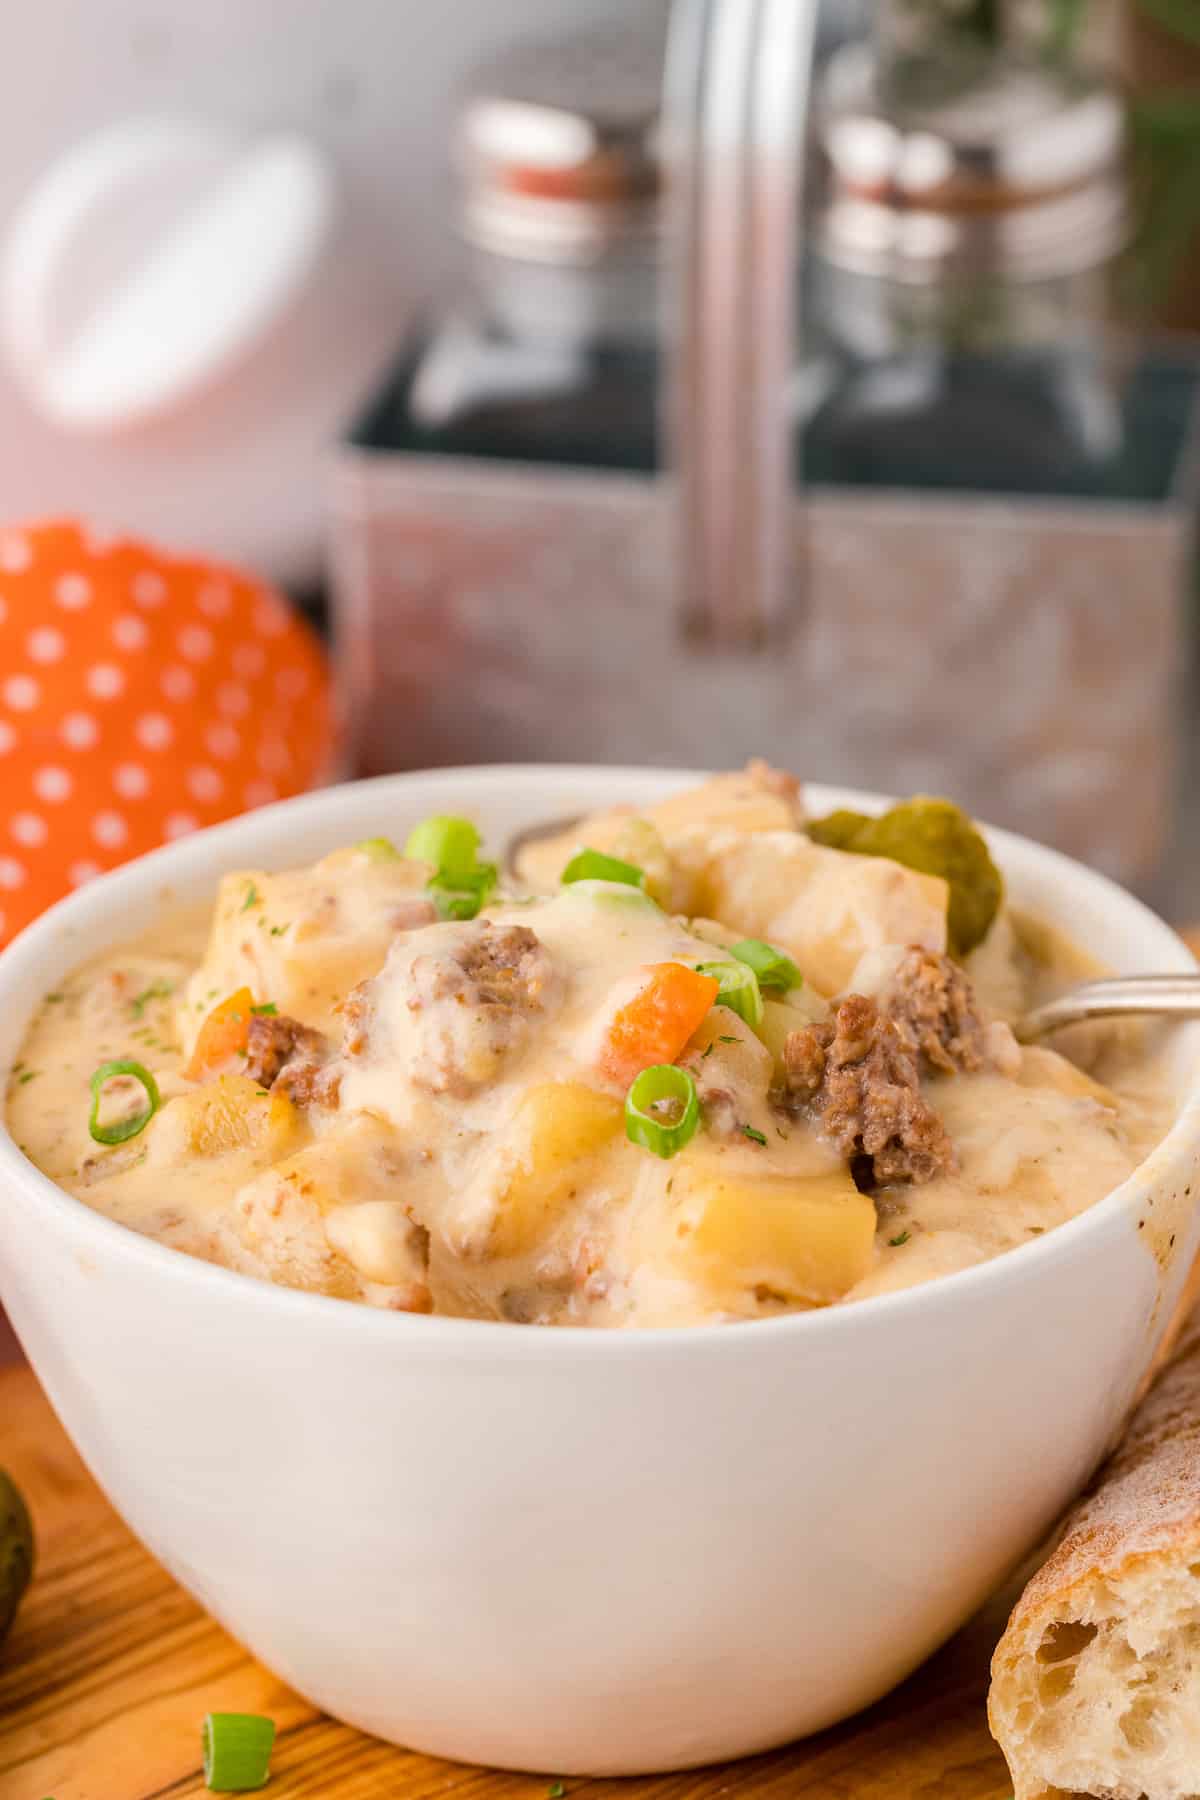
[{"xmin": 989, "ymin": 1308, "xmax": 1200, "ymax": 1800}]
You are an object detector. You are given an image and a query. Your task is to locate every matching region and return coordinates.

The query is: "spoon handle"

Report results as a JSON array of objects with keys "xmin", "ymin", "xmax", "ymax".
[{"xmin": 1017, "ymin": 973, "xmax": 1200, "ymax": 1041}]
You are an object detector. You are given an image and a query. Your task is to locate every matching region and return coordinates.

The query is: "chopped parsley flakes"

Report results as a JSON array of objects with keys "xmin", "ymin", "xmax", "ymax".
[
  {"xmin": 888, "ymin": 1230, "xmax": 910, "ymax": 1248},
  {"xmin": 131, "ymin": 980, "xmax": 174, "ymax": 1018},
  {"xmin": 741, "ymin": 1124, "xmax": 767, "ymax": 1146}
]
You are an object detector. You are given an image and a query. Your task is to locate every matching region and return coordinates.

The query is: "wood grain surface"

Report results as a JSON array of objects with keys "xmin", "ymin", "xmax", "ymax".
[{"xmin": 0, "ymin": 1362, "xmax": 1016, "ymax": 1800}]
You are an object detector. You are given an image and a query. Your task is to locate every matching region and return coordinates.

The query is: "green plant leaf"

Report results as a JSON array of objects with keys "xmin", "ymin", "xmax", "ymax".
[
  {"xmin": 1045, "ymin": 0, "xmax": 1089, "ymax": 54},
  {"xmin": 1134, "ymin": 0, "xmax": 1200, "ymax": 51},
  {"xmin": 1130, "ymin": 92, "xmax": 1200, "ymax": 138}
]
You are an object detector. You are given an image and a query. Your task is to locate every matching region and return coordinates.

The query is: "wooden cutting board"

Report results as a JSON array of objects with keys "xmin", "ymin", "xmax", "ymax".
[{"xmin": 0, "ymin": 1363, "xmax": 1015, "ymax": 1800}]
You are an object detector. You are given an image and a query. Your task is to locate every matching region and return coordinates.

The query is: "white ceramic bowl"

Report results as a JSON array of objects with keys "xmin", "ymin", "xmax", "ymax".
[{"xmin": 2, "ymin": 767, "xmax": 1199, "ymax": 1775}]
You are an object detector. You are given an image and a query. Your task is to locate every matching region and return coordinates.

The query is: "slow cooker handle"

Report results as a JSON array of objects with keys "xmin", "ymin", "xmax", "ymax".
[{"xmin": 662, "ymin": 0, "xmax": 818, "ymax": 646}]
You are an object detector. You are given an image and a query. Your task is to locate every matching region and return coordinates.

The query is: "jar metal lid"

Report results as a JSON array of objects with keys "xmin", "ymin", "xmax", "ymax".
[
  {"xmin": 814, "ymin": 42, "xmax": 1130, "ymax": 281},
  {"xmin": 457, "ymin": 28, "xmax": 664, "ymax": 263}
]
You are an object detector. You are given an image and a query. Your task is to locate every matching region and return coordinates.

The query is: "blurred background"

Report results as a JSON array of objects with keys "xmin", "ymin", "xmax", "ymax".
[{"xmin": 4, "ymin": 0, "xmax": 1200, "ymax": 1357}]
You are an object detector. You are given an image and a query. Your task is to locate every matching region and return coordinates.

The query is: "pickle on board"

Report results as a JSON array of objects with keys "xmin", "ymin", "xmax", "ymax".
[{"xmin": 0, "ymin": 1468, "xmax": 33, "ymax": 1644}]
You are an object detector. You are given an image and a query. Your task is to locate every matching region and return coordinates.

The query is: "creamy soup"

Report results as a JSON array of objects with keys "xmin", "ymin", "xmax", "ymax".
[{"xmin": 6, "ymin": 768, "xmax": 1175, "ymax": 1327}]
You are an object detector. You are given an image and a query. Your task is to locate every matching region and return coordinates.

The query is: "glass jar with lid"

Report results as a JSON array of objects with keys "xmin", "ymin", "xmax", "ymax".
[
  {"xmin": 802, "ymin": 41, "xmax": 1134, "ymax": 497},
  {"xmin": 352, "ymin": 28, "xmax": 664, "ymax": 475}
]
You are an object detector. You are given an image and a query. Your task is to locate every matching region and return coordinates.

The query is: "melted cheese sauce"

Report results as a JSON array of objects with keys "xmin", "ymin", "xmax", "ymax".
[{"xmin": 5, "ymin": 790, "xmax": 1177, "ymax": 1330}]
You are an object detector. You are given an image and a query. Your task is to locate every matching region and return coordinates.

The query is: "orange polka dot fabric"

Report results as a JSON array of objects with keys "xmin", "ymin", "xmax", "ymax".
[{"xmin": 0, "ymin": 519, "xmax": 337, "ymax": 946}]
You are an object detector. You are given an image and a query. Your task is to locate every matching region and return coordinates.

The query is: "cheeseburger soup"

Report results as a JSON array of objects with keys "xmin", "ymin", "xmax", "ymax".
[{"xmin": 6, "ymin": 767, "xmax": 1173, "ymax": 1327}]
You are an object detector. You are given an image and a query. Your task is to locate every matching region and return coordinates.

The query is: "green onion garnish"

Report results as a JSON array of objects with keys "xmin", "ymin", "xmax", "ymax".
[
  {"xmin": 404, "ymin": 815, "xmax": 482, "ymax": 879},
  {"xmin": 561, "ymin": 848, "xmax": 645, "ymax": 888},
  {"xmin": 625, "ymin": 1064, "xmax": 700, "ymax": 1160},
  {"xmin": 428, "ymin": 862, "xmax": 498, "ymax": 922},
  {"xmin": 405, "ymin": 816, "xmax": 496, "ymax": 919},
  {"xmin": 88, "ymin": 1060, "xmax": 161, "ymax": 1146},
  {"xmin": 202, "ymin": 1712, "xmax": 276, "ymax": 1793},
  {"xmin": 730, "ymin": 938, "xmax": 802, "ymax": 992},
  {"xmin": 696, "ymin": 960, "xmax": 763, "ymax": 1029},
  {"xmin": 250, "ymin": 1002, "xmax": 278, "ymax": 1016},
  {"xmin": 355, "ymin": 836, "xmax": 400, "ymax": 861}
]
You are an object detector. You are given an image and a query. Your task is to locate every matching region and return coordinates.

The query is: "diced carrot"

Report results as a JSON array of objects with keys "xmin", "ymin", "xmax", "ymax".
[
  {"xmin": 187, "ymin": 986, "xmax": 254, "ymax": 1081},
  {"xmin": 597, "ymin": 962, "xmax": 720, "ymax": 1087}
]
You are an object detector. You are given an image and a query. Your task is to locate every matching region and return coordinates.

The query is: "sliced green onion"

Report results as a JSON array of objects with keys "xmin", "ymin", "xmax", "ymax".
[
  {"xmin": 202, "ymin": 1712, "xmax": 276, "ymax": 1793},
  {"xmin": 404, "ymin": 815, "xmax": 482, "ymax": 879},
  {"xmin": 428, "ymin": 861, "xmax": 498, "ymax": 921},
  {"xmin": 88, "ymin": 1060, "xmax": 161, "ymax": 1146},
  {"xmin": 696, "ymin": 959, "xmax": 763, "ymax": 1029},
  {"xmin": 625, "ymin": 1064, "xmax": 700, "ymax": 1160},
  {"xmin": 730, "ymin": 938, "xmax": 802, "ymax": 993},
  {"xmin": 250, "ymin": 1002, "xmax": 278, "ymax": 1016},
  {"xmin": 561, "ymin": 878, "xmax": 657, "ymax": 910},
  {"xmin": 355, "ymin": 836, "xmax": 400, "ymax": 861},
  {"xmin": 562, "ymin": 848, "xmax": 645, "ymax": 889}
]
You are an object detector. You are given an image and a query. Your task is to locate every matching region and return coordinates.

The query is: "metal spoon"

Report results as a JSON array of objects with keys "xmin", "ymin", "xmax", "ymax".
[
  {"xmin": 1017, "ymin": 973, "xmax": 1200, "ymax": 1042},
  {"xmin": 503, "ymin": 815, "xmax": 584, "ymax": 882}
]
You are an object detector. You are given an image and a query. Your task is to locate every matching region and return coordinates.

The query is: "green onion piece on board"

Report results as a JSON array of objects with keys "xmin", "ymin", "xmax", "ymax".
[
  {"xmin": 625, "ymin": 1064, "xmax": 700, "ymax": 1159},
  {"xmin": 355, "ymin": 836, "xmax": 400, "ymax": 861},
  {"xmin": 730, "ymin": 938, "xmax": 802, "ymax": 992},
  {"xmin": 202, "ymin": 1713, "xmax": 277, "ymax": 1793},
  {"xmin": 404, "ymin": 815, "xmax": 482, "ymax": 879},
  {"xmin": 696, "ymin": 960, "xmax": 763, "ymax": 1029},
  {"xmin": 561, "ymin": 848, "xmax": 645, "ymax": 889},
  {"xmin": 87, "ymin": 1060, "xmax": 161, "ymax": 1146}
]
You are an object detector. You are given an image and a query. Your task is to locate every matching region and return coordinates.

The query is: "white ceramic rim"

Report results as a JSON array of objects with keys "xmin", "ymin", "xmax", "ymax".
[{"xmin": 1, "ymin": 762, "xmax": 1197, "ymax": 1361}]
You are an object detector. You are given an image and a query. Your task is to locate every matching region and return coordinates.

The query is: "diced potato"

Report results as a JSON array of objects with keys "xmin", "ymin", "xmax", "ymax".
[
  {"xmin": 232, "ymin": 1116, "xmax": 429, "ymax": 1303},
  {"xmin": 488, "ymin": 1081, "xmax": 624, "ymax": 1257},
  {"xmin": 179, "ymin": 848, "xmax": 435, "ymax": 1048},
  {"xmin": 324, "ymin": 1202, "xmax": 430, "ymax": 1290},
  {"xmin": 659, "ymin": 1153, "xmax": 876, "ymax": 1305},
  {"xmin": 648, "ymin": 769, "xmax": 801, "ymax": 839},
  {"xmin": 608, "ymin": 818, "xmax": 674, "ymax": 907},
  {"xmin": 691, "ymin": 830, "xmax": 948, "ymax": 995},
  {"xmin": 515, "ymin": 769, "xmax": 801, "ymax": 903},
  {"xmin": 758, "ymin": 994, "xmax": 829, "ymax": 1082},
  {"xmin": 147, "ymin": 1076, "xmax": 304, "ymax": 1164},
  {"xmin": 686, "ymin": 1006, "xmax": 775, "ymax": 1090}
]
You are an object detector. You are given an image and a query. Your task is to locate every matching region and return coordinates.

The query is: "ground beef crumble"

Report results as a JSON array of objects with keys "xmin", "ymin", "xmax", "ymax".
[
  {"xmin": 245, "ymin": 1011, "xmax": 340, "ymax": 1109},
  {"xmin": 415, "ymin": 924, "xmax": 555, "ymax": 1013},
  {"xmin": 402, "ymin": 922, "xmax": 560, "ymax": 1097},
  {"xmin": 244, "ymin": 1012, "xmax": 327, "ymax": 1087},
  {"xmin": 886, "ymin": 947, "xmax": 991, "ymax": 1076},
  {"xmin": 782, "ymin": 993, "xmax": 956, "ymax": 1186}
]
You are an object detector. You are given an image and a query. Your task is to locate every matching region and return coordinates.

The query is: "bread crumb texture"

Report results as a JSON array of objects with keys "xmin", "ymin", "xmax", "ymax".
[{"xmin": 990, "ymin": 1317, "xmax": 1200, "ymax": 1799}]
